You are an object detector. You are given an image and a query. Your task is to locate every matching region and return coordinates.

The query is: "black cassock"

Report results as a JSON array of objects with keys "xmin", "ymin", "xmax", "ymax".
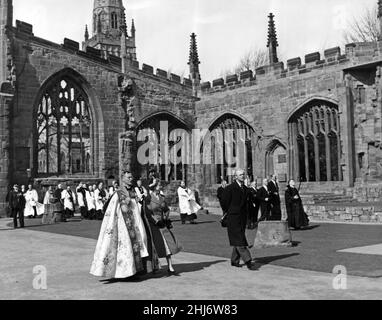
[
  {"xmin": 217, "ymin": 186, "xmax": 225, "ymax": 212},
  {"xmin": 268, "ymin": 180, "xmax": 282, "ymax": 221},
  {"xmin": 257, "ymin": 186, "xmax": 271, "ymax": 221},
  {"xmin": 285, "ymin": 186, "xmax": 309, "ymax": 229},
  {"xmin": 247, "ymin": 187, "xmax": 259, "ymax": 229},
  {"xmin": 221, "ymin": 182, "xmax": 249, "ymax": 247}
]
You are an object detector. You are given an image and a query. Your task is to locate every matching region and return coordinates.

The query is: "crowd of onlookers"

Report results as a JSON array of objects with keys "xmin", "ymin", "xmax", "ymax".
[
  {"xmin": 6, "ymin": 181, "xmax": 120, "ymax": 229},
  {"xmin": 217, "ymin": 174, "xmax": 309, "ymax": 230},
  {"xmin": 6, "ymin": 169, "xmax": 203, "ymax": 229}
]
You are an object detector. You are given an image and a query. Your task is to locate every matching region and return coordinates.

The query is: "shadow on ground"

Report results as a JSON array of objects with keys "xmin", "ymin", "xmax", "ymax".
[
  {"xmin": 15, "ymin": 214, "xmax": 382, "ymax": 278},
  {"xmin": 100, "ymin": 260, "xmax": 226, "ymax": 284},
  {"xmin": 255, "ymin": 253, "xmax": 300, "ymax": 266}
]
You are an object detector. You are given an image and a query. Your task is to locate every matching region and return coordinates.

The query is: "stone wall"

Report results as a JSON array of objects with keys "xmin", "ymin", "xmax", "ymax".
[
  {"xmin": 0, "ymin": 20, "xmax": 195, "ymax": 216},
  {"xmin": 196, "ymin": 54, "xmax": 348, "ymax": 184}
]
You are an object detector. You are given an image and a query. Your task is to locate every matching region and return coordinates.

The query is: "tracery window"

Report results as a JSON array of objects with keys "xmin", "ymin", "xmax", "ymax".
[
  {"xmin": 289, "ymin": 100, "xmax": 342, "ymax": 182},
  {"xmin": 207, "ymin": 114, "xmax": 255, "ymax": 184},
  {"xmin": 36, "ymin": 78, "xmax": 92, "ymax": 175},
  {"xmin": 136, "ymin": 113, "xmax": 190, "ymax": 183}
]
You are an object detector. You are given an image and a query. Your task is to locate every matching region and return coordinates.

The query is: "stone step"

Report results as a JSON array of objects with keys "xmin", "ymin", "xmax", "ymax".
[
  {"xmin": 304, "ymin": 202, "xmax": 382, "ymax": 223},
  {"xmin": 66, "ymin": 213, "xmax": 83, "ymax": 222}
]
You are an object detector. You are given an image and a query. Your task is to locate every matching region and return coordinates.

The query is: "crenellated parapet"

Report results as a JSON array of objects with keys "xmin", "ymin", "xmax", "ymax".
[
  {"xmin": 11, "ymin": 19, "xmax": 192, "ymax": 90},
  {"xmin": 201, "ymin": 42, "xmax": 382, "ymax": 95}
]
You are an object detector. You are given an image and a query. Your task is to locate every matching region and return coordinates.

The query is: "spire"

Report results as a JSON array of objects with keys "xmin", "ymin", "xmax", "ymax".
[
  {"xmin": 84, "ymin": 25, "xmax": 89, "ymax": 41},
  {"xmin": 131, "ymin": 19, "xmax": 136, "ymax": 38},
  {"xmin": 378, "ymin": 0, "xmax": 382, "ymax": 40},
  {"xmin": 267, "ymin": 13, "xmax": 279, "ymax": 64},
  {"xmin": 188, "ymin": 33, "xmax": 201, "ymax": 97}
]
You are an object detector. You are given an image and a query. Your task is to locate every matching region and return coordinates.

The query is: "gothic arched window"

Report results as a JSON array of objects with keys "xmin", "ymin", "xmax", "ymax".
[
  {"xmin": 136, "ymin": 113, "xmax": 191, "ymax": 183},
  {"xmin": 111, "ymin": 12, "xmax": 118, "ymax": 29},
  {"xmin": 289, "ymin": 100, "xmax": 342, "ymax": 182},
  {"xmin": 207, "ymin": 114, "xmax": 255, "ymax": 184},
  {"xmin": 36, "ymin": 78, "xmax": 92, "ymax": 175}
]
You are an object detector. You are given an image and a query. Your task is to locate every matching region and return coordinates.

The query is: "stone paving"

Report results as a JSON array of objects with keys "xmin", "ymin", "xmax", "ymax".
[{"xmin": 0, "ymin": 218, "xmax": 381, "ymax": 300}]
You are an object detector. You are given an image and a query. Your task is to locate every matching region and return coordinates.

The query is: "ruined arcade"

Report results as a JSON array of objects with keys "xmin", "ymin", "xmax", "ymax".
[{"xmin": 1, "ymin": 0, "xmax": 382, "ymax": 223}]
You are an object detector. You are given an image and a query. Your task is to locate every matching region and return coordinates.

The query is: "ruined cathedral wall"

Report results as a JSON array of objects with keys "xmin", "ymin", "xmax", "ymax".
[
  {"xmin": 196, "ymin": 46, "xmax": 357, "ymax": 192},
  {"xmin": 8, "ymin": 21, "xmax": 195, "ymax": 187},
  {"xmin": 9, "ymin": 25, "xmax": 123, "ymax": 185},
  {"xmin": 125, "ymin": 65, "xmax": 196, "ymax": 128}
]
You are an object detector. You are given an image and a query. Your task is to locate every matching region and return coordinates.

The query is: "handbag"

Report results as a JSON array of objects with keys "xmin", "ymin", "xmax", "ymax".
[
  {"xmin": 162, "ymin": 228, "xmax": 183, "ymax": 255},
  {"xmin": 220, "ymin": 213, "xmax": 228, "ymax": 228}
]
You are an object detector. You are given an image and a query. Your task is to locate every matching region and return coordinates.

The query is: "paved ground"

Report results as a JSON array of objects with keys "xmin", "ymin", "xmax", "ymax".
[
  {"xmin": 11, "ymin": 214, "xmax": 382, "ymax": 278},
  {"xmin": 0, "ymin": 216, "xmax": 381, "ymax": 300},
  {"xmin": 0, "ymin": 224, "xmax": 381, "ymax": 300}
]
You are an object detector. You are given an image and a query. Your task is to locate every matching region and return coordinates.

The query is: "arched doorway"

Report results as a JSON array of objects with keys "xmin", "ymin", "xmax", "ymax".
[
  {"xmin": 206, "ymin": 113, "xmax": 255, "ymax": 184},
  {"xmin": 136, "ymin": 112, "xmax": 191, "ymax": 182},
  {"xmin": 288, "ymin": 99, "xmax": 342, "ymax": 182},
  {"xmin": 265, "ymin": 140, "xmax": 287, "ymax": 182}
]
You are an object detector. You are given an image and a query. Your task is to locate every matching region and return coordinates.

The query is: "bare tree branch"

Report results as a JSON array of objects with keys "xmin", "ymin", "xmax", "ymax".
[
  {"xmin": 343, "ymin": 4, "xmax": 381, "ymax": 43},
  {"xmin": 220, "ymin": 48, "xmax": 269, "ymax": 78}
]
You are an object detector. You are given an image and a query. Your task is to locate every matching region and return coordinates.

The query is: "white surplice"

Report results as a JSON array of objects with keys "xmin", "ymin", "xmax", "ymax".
[
  {"xmin": 177, "ymin": 187, "xmax": 201, "ymax": 215},
  {"xmin": 90, "ymin": 191, "xmax": 150, "ymax": 279}
]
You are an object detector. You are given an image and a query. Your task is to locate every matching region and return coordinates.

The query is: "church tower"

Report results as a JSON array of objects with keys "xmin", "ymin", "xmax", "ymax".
[{"xmin": 82, "ymin": 0, "xmax": 136, "ymax": 60}]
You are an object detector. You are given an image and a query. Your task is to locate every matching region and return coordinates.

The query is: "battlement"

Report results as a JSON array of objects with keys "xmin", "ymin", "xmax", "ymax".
[
  {"xmin": 12, "ymin": 20, "xmax": 192, "ymax": 90},
  {"xmin": 201, "ymin": 42, "xmax": 382, "ymax": 95}
]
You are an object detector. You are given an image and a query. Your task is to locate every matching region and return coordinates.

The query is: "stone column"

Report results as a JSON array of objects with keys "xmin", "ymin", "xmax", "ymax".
[
  {"xmin": 343, "ymin": 74, "xmax": 356, "ymax": 187},
  {"xmin": 324, "ymin": 111, "xmax": 332, "ymax": 181},
  {"xmin": 0, "ymin": 93, "xmax": 11, "ymax": 216},
  {"xmin": 118, "ymin": 76, "xmax": 139, "ymax": 181}
]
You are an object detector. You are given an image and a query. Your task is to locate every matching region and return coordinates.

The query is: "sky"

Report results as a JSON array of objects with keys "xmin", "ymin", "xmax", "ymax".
[{"xmin": 13, "ymin": 0, "xmax": 377, "ymax": 81}]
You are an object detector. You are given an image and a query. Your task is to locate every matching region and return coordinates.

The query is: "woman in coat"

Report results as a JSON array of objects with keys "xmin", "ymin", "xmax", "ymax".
[
  {"xmin": 285, "ymin": 180, "xmax": 309, "ymax": 230},
  {"xmin": 177, "ymin": 181, "xmax": 201, "ymax": 224},
  {"xmin": 146, "ymin": 184, "xmax": 182, "ymax": 274}
]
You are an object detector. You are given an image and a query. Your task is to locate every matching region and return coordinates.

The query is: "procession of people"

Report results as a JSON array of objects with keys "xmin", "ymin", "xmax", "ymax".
[
  {"xmin": 90, "ymin": 171, "xmax": 181, "ymax": 279},
  {"xmin": 6, "ymin": 167, "xmax": 310, "ymax": 280}
]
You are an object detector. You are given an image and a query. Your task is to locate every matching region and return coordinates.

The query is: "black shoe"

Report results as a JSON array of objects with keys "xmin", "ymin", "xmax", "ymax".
[
  {"xmin": 168, "ymin": 269, "xmax": 178, "ymax": 276},
  {"xmin": 246, "ymin": 262, "xmax": 258, "ymax": 271},
  {"xmin": 231, "ymin": 262, "xmax": 242, "ymax": 268}
]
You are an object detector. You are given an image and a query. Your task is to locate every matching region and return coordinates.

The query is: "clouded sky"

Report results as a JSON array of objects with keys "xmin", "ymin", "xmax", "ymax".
[{"xmin": 13, "ymin": 0, "xmax": 376, "ymax": 81}]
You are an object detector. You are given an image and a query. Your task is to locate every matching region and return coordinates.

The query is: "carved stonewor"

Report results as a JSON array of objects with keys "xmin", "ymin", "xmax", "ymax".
[{"xmin": 118, "ymin": 75, "xmax": 139, "ymax": 180}]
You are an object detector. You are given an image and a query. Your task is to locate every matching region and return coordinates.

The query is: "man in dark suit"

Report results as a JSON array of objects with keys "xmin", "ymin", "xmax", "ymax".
[
  {"xmin": 268, "ymin": 174, "xmax": 282, "ymax": 221},
  {"xmin": 257, "ymin": 178, "xmax": 271, "ymax": 221},
  {"xmin": 222, "ymin": 170, "xmax": 257, "ymax": 271},
  {"xmin": 217, "ymin": 180, "xmax": 227, "ymax": 214},
  {"xmin": 9, "ymin": 184, "xmax": 26, "ymax": 229}
]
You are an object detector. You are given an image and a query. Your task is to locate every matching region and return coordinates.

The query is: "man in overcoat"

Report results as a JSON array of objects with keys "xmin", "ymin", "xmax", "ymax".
[
  {"xmin": 257, "ymin": 179, "xmax": 271, "ymax": 221},
  {"xmin": 268, "ymin": 174, "xmax": 282, "ymax": 221},
  {"xmin": 222, "ymin": 170, "xmax": 257, "ymax": 270},
  {"xmin": 9, "ymin": 184, "xmax": 26, "ymax": 229}
]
